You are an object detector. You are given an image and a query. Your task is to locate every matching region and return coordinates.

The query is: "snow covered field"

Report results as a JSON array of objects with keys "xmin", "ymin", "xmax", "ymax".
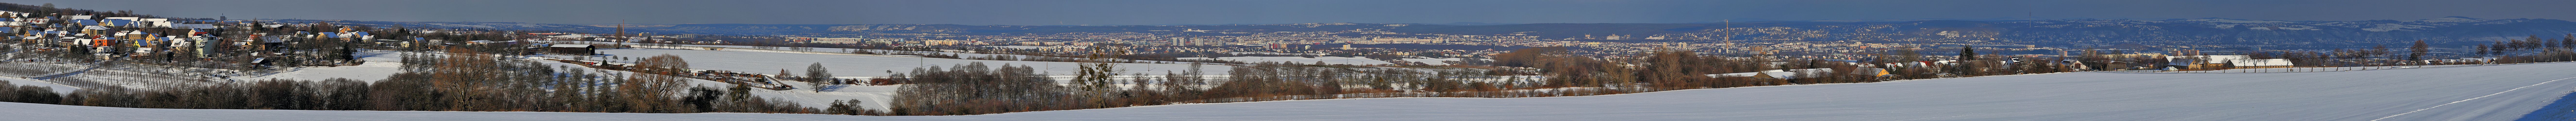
[
  {"xmin": 238, "ymin": 50, "xmax": 408, "ymax": 82},
  {"xmin": 188, "ymin": 49, "xmax": 907, "ymax": 110},
  {"xmin": 1178, "ymin": 56, "xmax": 1393, "ymax": 65},
  {"xmin": 2155, "ymin": 64, "xmax": 2495, "ymax": 73},
  {"xmin": 1397, "ymin": 58, "xmax": 1484, "ymax": 66},
  {"xmin": 548, "ymin": 48, "xmax": 1233, "ymax": 77},
  {"xmin": 0, "ymin": 77, "xmax": 76, "ymax": 94},
  {"xmin": 536, "ymin": 41, "xmax": 1168, "ymax": 64},
  {"xmin": 9, "ymin": 61, "xmax": 2576, "ymax": 120}
]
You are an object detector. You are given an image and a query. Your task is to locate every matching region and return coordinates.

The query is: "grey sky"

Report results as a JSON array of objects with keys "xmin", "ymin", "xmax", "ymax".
[{"xmin": 9, "ymin": 0, "xmax": 2573, "ymax": 25}]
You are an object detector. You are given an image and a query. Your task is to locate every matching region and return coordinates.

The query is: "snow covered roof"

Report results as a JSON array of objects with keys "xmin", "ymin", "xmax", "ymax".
[
  {"xmin": 2166, "ymin": 55, "xmax": 2251, "ymax": 65},
  {"xmin": 2225, "ymin": 59, "xmax": 2292, "ymax": 67},
  {"xmin": 169, "ymin": 24, "xmax": 216, "ymax": 29},
  {"xmin": 2452, "ymin": 57, "xmax": 2500, "ymax": 63},
  {"xmin": 1707, "ymin": 72, "xmax": 1762, "ymax": 78},
  {"xmin": 548, "ymin": 44, "xmax": 593, "ymax": 48},
  {"xmin": 105, "ymin": 19, "xmax": 132, "ymax": 26}
]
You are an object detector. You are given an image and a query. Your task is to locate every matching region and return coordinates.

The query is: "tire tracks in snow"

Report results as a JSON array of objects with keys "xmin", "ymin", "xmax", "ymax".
[{"xmin": 2370, "ymin": 76, "xmax": 2576, "ymax": 121}]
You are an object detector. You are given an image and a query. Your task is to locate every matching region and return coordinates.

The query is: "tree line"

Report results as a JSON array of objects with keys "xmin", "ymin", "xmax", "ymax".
[{"xmin": 0, "ymin": 48, "xmax": 815, "ymax": 113}]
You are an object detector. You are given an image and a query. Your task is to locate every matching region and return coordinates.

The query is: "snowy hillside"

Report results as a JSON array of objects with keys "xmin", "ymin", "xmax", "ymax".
[{"xmin": 10, "ymin": 62, "xmax": 2576, "ymax": 120}]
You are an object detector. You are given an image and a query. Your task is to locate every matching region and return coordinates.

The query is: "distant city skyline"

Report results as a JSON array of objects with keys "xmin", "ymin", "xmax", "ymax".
[{"xmin": 9, "ymin": 0, "xmax": 2574, "ymax": 25}]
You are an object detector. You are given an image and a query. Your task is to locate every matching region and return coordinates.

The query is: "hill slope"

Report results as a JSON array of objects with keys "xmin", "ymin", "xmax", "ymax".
[{"xmin": 8, "ymin": 62, "xmax": 2576, "ymax": 120}]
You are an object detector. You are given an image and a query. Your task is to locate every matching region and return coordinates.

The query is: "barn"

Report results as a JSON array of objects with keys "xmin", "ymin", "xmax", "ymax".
[
  {"xmin": 2165, "ymin": 55, "xmax": 2250, "ymax": 70},
  {"xmin": 548, "ymin": 44, "xmax": 597, "ymax": 55},
  {"xmin": 2225, "ymin": 59, "xmax": 2294, "ymax": 69}
]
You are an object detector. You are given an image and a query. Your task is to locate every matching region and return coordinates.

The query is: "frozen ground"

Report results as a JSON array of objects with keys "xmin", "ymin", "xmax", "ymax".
[{"xmin": 7, "ymin": 61, "xmax": 2576, "ymax": 120}]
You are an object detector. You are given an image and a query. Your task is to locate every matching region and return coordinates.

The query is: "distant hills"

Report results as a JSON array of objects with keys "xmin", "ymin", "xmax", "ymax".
[{"xmin": 285, "ymin": 16, "xmax": 2576, "ymax": 47}]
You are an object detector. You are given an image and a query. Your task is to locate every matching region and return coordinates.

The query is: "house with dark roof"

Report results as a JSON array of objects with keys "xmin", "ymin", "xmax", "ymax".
[{"xmin": 547, "ymin": 44, "xmax": 596, "ymax": 55}]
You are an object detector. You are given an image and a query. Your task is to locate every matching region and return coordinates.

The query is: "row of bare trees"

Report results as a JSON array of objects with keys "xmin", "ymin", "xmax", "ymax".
[{"xmin": 0, "ymin": 49, "xmax": 816, "ymax": 113}]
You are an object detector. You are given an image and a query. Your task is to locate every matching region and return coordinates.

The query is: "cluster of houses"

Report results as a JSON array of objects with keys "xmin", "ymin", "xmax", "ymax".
[
  {"xmin": 2160, "ymin": 55, "xmax": 2292, "ymax": 71},
  {"xmin": 0, "ymin": 11, "xmax": 534, "ymax": 68},
  {"xmin": 9, "ymin": 12, "xmax": 229, "ymax": 58}
]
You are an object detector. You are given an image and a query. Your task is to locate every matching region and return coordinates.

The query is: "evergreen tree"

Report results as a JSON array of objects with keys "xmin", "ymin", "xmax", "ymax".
[{"xmin": 1959, "ymin": 45, "xmax": 1976, "ymax": 61}]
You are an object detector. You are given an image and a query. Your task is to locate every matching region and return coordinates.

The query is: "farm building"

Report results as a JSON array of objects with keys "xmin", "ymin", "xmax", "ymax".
[
  {"xmin": 547, "ymin": 44, "xmax": 596, "ymax": 55},
  {"xmin": 2224, "ymin": 59, "xmax": 2293, "ymax": 69},
  {"xmin": 2165, "ymin": 55, "xmax": 2250, "ymax": 70}
]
